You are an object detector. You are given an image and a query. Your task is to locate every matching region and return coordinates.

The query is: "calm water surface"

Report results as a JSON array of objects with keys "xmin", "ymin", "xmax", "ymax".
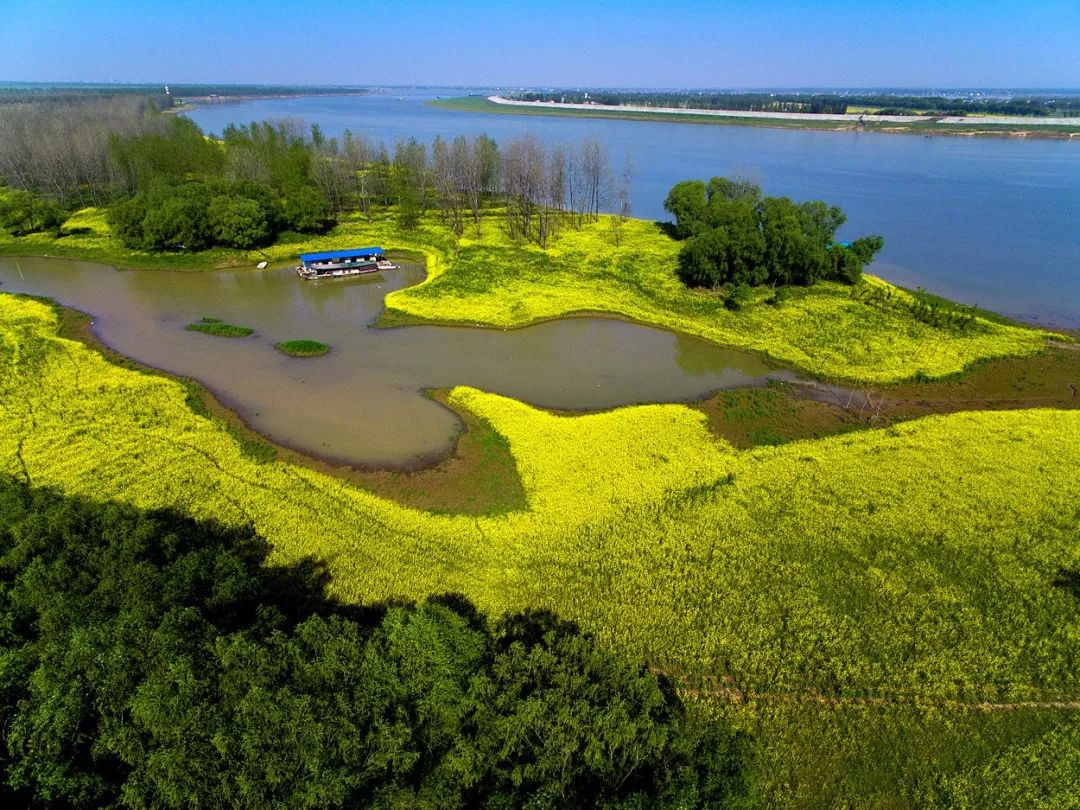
[
  {"xmin": 0, "ymin": 257, "xmax": 795, "ymax": 465},
  {"xmin": 188, "ymin": 89, "xmax": 1080, "ymax": 328}
]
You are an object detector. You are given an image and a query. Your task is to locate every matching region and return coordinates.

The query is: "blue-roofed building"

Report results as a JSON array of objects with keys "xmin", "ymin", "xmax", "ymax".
[{"xmin": 296, "ymin": 247, "xmax": 394, "ymax": 280}]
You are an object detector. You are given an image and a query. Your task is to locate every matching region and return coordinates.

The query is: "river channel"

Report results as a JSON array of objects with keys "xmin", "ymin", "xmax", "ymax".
[{"xmin": 0, "ymin": 256, "xmax": 798, "ymax": 466}]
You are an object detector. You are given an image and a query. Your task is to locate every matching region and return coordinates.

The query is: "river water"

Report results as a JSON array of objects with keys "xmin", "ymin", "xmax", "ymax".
[
  {"xmin": 186, "ymin": 89, "xmax": 1080, "ymax": 329},
  {"xmin": 0, "ymin": 256, "xmax": 795, "ymax": 466}
]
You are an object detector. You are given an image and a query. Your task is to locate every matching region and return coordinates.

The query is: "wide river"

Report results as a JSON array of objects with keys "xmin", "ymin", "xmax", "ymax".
[
  {"xmin": 0, "ymin": 256, "xmax": 796, "ymax": 466},
  {"xmin": 187, "ymin": 88, "xmax": 1080, "ymax": 329}
]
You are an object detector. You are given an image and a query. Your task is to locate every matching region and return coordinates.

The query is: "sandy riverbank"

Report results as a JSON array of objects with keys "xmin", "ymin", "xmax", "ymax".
[{"xmin": 486, "ymin": 96, "xmax": 1079, "ymax": 127}]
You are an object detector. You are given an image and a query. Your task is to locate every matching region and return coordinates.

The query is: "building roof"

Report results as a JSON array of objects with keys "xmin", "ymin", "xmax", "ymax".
[{"xmin": 299, "ymin": 247, "xmax": 384, "ymax": 262}]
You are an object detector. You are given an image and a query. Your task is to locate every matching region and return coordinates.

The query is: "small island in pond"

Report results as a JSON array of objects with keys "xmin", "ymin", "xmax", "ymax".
[
  {"xmin": 184, "ymin": 317, "xmax": 253, "ymax": 337},
  {"xmin": 275, "ymin": 339, "xmax": 329, "ymax": 357}
]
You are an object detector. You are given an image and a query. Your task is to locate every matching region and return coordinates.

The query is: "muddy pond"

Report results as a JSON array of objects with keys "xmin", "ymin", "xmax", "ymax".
[{"xmin": 0, "ymin": 256, "xmax": 801, "ymax": 466}]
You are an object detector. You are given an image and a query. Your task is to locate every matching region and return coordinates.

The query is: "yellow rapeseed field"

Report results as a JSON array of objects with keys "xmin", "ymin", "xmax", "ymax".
[
  {"xmin": 379, "ymin": 216, "xmax": 1054, "ymax": 384},
  {"xmin": 3, "ymin": 293, "xmax": 1077, "ymax": 706}
]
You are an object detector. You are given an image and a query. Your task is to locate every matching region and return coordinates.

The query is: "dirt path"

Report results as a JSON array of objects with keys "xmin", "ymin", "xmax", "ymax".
[{"xmin": 651, "ymin": 669, "xmax": 1080, "ymax": 712}]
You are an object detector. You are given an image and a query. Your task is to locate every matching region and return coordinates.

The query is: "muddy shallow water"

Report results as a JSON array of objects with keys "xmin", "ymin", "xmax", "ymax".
[{"xmin": 0, "ymin": 256, "xmax": 800, "ymax": 465}]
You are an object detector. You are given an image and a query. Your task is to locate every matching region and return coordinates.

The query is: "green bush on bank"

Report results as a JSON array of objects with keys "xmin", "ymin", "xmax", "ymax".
[{"xmin": 0, "ymin": 188, "xmax": 66, "ymax": 236}]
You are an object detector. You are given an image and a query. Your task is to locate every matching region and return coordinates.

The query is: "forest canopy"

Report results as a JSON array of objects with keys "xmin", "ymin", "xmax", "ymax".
[{"xmin": 0, "ymin": 476, "xmax": 744, "ymax": 808}]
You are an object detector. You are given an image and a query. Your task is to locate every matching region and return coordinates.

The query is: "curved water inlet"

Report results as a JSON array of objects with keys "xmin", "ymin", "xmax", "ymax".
[{"xmin": 0, "ymin": 256, "xmax": 814, "ymax": 466}]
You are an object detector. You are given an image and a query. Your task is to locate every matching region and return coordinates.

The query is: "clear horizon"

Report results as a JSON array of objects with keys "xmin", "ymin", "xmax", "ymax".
[
  {"xmin": 2, "ymin": 1, "xmax": 1078, "ymax": 89},
  {"xmin": 4, "ymin": 81, "xmax": 1080, "ymax": 94}
]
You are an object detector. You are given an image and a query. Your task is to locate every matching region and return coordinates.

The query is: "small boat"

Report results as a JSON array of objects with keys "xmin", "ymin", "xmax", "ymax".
[
  {"xmin": 295, "ymin": 247, "xmax": 398, "ymax": 280},
  {"xmin": 256, "ymin": 261, "xmax": 268, "ymax": 269}
]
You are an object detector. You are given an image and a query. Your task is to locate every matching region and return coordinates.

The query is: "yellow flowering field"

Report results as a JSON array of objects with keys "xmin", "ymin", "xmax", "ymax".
[
  {"xmin": 381, "ymin": 216, "xmax": 1056, "ymax": 384},
  {"xmin": 3, "ymin": 292, "xmax": 1077, "ymax": 707}
]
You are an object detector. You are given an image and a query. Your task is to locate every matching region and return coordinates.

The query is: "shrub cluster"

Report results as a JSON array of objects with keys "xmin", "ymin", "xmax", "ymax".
[
  {"xmin": 664, "ymin": 177, "xmax": 884, "ymax": 289},
  {"xmin": 852, "ymin": 282, "xmax": 987, "ymax": 334},
  {"xmin": 107, "ymin": 179, "xmax": 332, "ymax": 251},
  {"xmin": 0, "ymin": 188, "xmax": 66, "ymax": 236}
]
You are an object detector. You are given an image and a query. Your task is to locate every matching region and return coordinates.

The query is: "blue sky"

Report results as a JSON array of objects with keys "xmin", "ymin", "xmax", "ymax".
[{"xmin": 1, "ymin": 0, "xmax": 1077, "ymax": 88}]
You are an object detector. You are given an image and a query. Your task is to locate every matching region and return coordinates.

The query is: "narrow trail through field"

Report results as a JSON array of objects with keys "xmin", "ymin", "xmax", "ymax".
[{"xmin": 652, "ymin": 668, "xmax": 1080, "ymax": 712}]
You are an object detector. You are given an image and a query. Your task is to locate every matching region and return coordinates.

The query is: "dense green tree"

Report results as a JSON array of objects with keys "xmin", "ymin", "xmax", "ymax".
[
  {"xmin": 663, "ymin": 180, "xmax": 708, "ymax": 238},
  {"xmin": 109, "ymin": 179, "xmax": 294, "ymax": 250},
  {"xmin": 831, "ymin": 235, "xmax": 886, "ymax": 283},
  {"xmin": 391, "ymin": 138, "xmax": 428, "ymax": 230},
  {"xmin": 676, "ymin": 227, "xmax": 728, "ymax": 287},
  {"xmin": 109, "ymin": 116, "xmax": 225, "ymax": 192},
  {"xmin": 794, "ymin": 199, "xmax": 846, "ymax": 247},
  {"xmin": 705, "ymin": 176, "xmax": 761, "ymax": 204},
  {"xmin": 139, "ymin": 184, "xmax": 211, "ymax": 250},
  {"xmin": 207, "ymin": 194, "xmax": 271, "ymax": 248},
  {"xmin": 759, "ymin": 196, "xmax": 826, "ymax": 286},
  {"xmin": 670, "ymin": 176, "xmax": 883, "ymax": 292},
  {"xmin": 704, "ymin": 202, "xmax": 767, "ymax": 286},
  {"xmin": 281, "ymin": 184, "xmax": 333, "ymax": 233},
  {"xmin": 471, "ymin": 609, "xmax": 719, "ymax": 807},
  {"xmin": 224, "ymin": 179, "xmax": 283, "ymax": 231},
  {"xmin": 106, "ymin": 194, "xmax": 149, "ymax": 247},
  {"xmin": 724, "ymin": 282, "xmax": 753, "ymax": 311},
  {"xmin": 222, "ymin": 120, "xmax": 314, "ymax": 192}
]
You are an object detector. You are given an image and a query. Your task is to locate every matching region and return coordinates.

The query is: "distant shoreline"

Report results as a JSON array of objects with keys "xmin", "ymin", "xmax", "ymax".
[
  {"xmin": 430, "ymin": 95, "xmax": 1080, "ymax": 139},
  {"xmin": 171, "ymin": 91, "xmax": 370, "ymax": 113}
]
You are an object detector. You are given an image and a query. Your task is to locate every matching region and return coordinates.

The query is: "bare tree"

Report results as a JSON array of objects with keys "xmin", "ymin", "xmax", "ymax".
[
  {"xmin": 537, "ymin": 144, "xmax": 566, "ymax": 249},
  {"xmin": 454, "ymin": 135, "xmax": 494, "ymax": 236},
  {"xmin": 341, "ymin": 129, "xmax": 373, "ymax": 215},
  {"xmin": 431, "ymin": 136, "xmax": 464, "ymax": 235},
  {"xmin": 609, "ymin": 153, "xmax": 633, "ymax": 246},
  {"xmin": 565, "ymin": 147, "xmax": 581, "ymax": 228},
  {"xmin": 369, "ymin": 143, "xmax": 393, "ymax": 208},
  {"xmin": 580, "ymin": 138, "xmax": 608, "ymax": 222},
  {"xmin": 501, "ymin": 134, "xmax": 546, "ymax": 242},
  {"xmin": 310, "ymin": 128, "xmax": 352, "ymax": 215},
  {"xmin": 0, "ymin": 95, "xmax": 167, "ymax": 205}
]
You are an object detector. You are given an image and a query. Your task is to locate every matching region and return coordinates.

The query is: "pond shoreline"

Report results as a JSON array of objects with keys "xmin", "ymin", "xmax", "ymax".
[
  {"xmin": 19, "ymin": 283, "xmax": 1077, "ymax": 516},
  {"xmin": 0, "ymin": 251, "xmax": 806, "ymax": 504},
  {"xmin": 2, "ymin": 237, "xmax": 1067, "ymax": 383},
  {"xmin": 47, "ymin": 299, "xmax": 528, "ymax": 513}
]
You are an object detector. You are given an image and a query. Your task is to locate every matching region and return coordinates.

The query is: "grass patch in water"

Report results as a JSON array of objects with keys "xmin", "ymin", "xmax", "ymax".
[
  {"xmin": 185, "ymin": 317, "xmax": 254, "ymax": 337},
  {"xmin": 275, "ymin": 339, "xmax": 329, "ymax": 357}
]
